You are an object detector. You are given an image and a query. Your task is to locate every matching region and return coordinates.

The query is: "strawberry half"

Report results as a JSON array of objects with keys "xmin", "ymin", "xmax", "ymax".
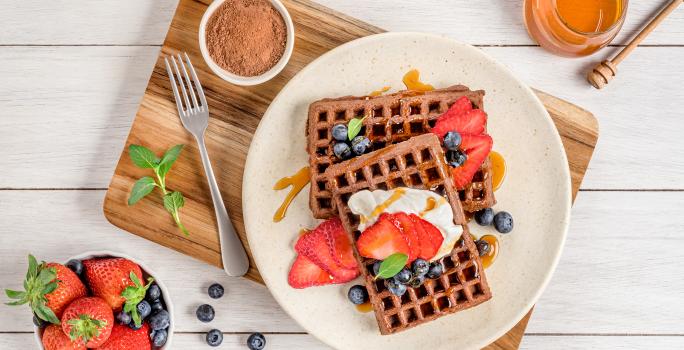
[
  {"xmin": 388, "ymin": 213, "xmax": 420, "ymax": 264},
  {"xmin": 288, "ymin": 255, "xmax": 335, "ymax": 289},
  {"xmin": 409, "ymin": 214, "xmax": 444, "ymax": 260},
  {"xmin": 356, "ymin": 213, "xmax": 410, "ymax": 261},
  {"xmin": 452, "ymin": 134, "xmax": 493, "ymax": 189},
  {"xmin": 431, "ymin": 105, "xmax": 487, "ymax": 139},
  {"xmin": 321, "ymin": 217, "xmax": 358, "ymax": 271},
  {"xmin": 295, "ymin": 219, "xmax": 359, "ymax": 281}
]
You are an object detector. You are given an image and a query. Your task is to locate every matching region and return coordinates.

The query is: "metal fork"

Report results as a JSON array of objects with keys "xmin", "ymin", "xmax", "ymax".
[{"xmin": 165, "ymin": 53, "xmax": 249, "ymax": 277}]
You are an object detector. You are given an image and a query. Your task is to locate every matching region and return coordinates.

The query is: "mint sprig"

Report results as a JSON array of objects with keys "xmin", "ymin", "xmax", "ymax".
[
  {"xmin": 127, "ymin": 144, "xmax": 189, "ymax": 235},
  {"xmin": 375, "ymin": 253, "xmax": 409, "ymax": 280},
  {"xmin": 121, "ymin": 272, "xmax": 154, "ymax": 327}
]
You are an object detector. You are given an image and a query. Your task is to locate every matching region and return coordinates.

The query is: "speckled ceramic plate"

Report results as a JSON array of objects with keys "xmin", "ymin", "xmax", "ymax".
[{"xmin": 243, "ymin": 32, "xmax": 571, "ymax": 350}]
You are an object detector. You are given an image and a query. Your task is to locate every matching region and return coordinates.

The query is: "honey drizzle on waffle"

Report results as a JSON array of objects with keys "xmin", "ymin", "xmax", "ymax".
[
  {"xmin": 273, "ymin": 166, "xmax": 310, "ymax": 222},
  {"xmin": 369, "ymin": 86, "xmax": 391, "ymax": 97}
]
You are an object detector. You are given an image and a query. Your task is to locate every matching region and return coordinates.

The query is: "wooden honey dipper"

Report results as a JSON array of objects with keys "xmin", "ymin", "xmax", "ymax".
[{"xmin": 587, "ymin": 0, "xmax": 683, "ymax": 89}]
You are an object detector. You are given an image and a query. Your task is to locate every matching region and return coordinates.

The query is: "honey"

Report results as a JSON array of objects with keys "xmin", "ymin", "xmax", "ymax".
[
  {"xmin": 355, "ymin": 301, "xmax": 373, "ymax": 313},
  {"xmin": 272, "ymin": 166, "xmax": 310, "ymax": 222},
  {"xmin": 524, "ymin": 0, "xmax": 627, "ymax": 57},
  {"xmin": 402, "ymin": 69, "xmax": 434, "ymax": 92},
  {"xmin": 478, "ymin": 235, "xmax": 499, "ymax": 269},
  {"xmin": 489, "ymin": 151, "xmax": 506, "ymax": 191},
  {"xmin": 369, "ymin": 86, "xmax": 391, "ymax": 97}
]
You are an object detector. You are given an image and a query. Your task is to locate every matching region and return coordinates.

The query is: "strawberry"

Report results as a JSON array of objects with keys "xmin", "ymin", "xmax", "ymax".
[
  {"xmin": 295, "ymin": 218, "xmax": 359, "ymax": 281},
  {"xmin": 431, "ymin": 103, "xmax": 487, "ymax": 139},
  {"xmin": 97, "ymin": 323, "xmax": 151, "ymax": 350},
  {"xmin": 288, "ymin": 255, "xmax": 335, "ymax": 289},
  {"xmin": 5, "ymin": 255, "xmax": 87, "ymax": 324},
  {"xmin": 42, "ymin": 324, "xmax": 86, "ymax": 350},
  {"xmin": 387, "ymin": 213, "xmax": 420, "ymax": 263},
  {"xmin": 322, "ymin": 217, "xmax": 358, "ymax": 271},
  {"xmin": 61, "ymin": 297, "xmax": 114, "ymax": 348},
  {"xmin": 451, "ymin": 134, "xmax": 493, "ymax": 189},
  {"xmin": 356, "ymin": 213, "xmax": 410, "ymax": 261},
  {"xmin": 409, "ymin": 214, "xmax": 444, "ymax": 260}
]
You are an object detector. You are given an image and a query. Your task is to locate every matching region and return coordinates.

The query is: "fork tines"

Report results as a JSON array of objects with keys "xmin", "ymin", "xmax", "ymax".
[{"xmin": 164, "ymin": 53, "xmax": 208, "ymax": 118}]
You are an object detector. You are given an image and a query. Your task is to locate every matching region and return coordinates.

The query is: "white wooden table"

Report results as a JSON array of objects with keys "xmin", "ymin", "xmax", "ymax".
[{"xmin": 1, "ymin": 1, "xmax": 683, "ymax": 349}]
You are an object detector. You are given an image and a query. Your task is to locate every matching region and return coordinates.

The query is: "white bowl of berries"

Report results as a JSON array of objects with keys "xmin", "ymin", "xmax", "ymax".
[{"xmin": 5, "ymin": 251, "xmax": 174, "ymax": 349}]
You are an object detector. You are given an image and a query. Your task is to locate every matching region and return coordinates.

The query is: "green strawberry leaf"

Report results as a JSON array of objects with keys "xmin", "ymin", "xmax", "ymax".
[
  {"xmin": 128, "ymin": 177, "xmax": 157, "ymax": 206},
  {"xmin": 129, "ymin": 145, "xmax": 160, "ymax": 169},
  {"xmin": 36, "ymin": 267, "xmax": 56, "ymax": 285},
  {"xmin": 41, "ymin": 282, "xmax": 58, "ymax": 295},
  {"xmin": 375, "ymin": 253, "xmax": 409, "ymax": 280},
  {"xmin": 121, "ymin": 272, "xmax": 154, "ymax": 327},
  {"xmin": 67, "ymin": 314, "xmax": 105, "ymax": 343},
  {"xmin": 4, "ymin": 289, "xmax": 25, "ymax": 300},
  {"xmin": 347, "ymin": 116, "xmax": 367, "ymax": 140},
  {"xmin": 27, "ymin": 255, "xmax": 38, "ymax": 280},
  {"xmin": 35, "ymin": 302, "xmax": 60, "ymax": 324},
  {"xmin": 157, "ymin": 144, "xmax": 184, "ymax": 178}
]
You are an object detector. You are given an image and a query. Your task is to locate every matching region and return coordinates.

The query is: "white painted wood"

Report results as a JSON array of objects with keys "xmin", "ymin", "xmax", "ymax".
[{"xmin": 521, "ymin": 336, "xmax": 684, "ymax": 349}]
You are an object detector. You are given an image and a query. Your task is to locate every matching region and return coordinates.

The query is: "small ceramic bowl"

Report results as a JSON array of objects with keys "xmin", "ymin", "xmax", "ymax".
[
  {"xmin": 198, "ymin": 0, "xmax": 295, "ymax": 86},
  {"xmin": 33, "ymin": 251, "xmax": 174, "ymax": 349}
]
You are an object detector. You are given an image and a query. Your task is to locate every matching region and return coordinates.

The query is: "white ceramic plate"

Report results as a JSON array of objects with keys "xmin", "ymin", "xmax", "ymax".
[{"xmin": 243, "ymin": 32, "xmax": 571, "ymax": 350}]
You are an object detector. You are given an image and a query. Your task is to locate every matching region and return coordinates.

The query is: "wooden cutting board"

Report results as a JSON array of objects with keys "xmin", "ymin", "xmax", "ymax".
[{"xmin": 103, "ymin": 0, "xmax": 599, "ymax": 348}]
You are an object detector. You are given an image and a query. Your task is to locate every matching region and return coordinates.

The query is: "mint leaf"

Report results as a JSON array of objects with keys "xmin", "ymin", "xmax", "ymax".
[
  {"xmin": 375, "ymin": 253, "xmax": 409, "ymax": 279},
  {"xmin": 129, "ymin": 145, "xmax": 159, "ymax": 169},
  {"xmin": 163, "ymin": 191, "xmax": 185, "ymax": 213},
  {"xmin": 347, "ymin": 116, "xmax": 367, "ymax": 140},
  {"xmin": 157, "ymin": 144, "xmax": 184, "ymax": 178},
  {"xmin": 128, "ymin": 177, "xmax": 156, "ymax": 205}
]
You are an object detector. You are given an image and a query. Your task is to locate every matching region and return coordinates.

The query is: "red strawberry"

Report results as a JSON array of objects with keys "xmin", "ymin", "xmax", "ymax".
[
  {"xmin": 445, "ymin": 96, "xmax": 473, "ymax": 118},
  {"xmin": 322, "ymin": 217, "xmax": 358, "ymax": 270},
  {"xmin": 5, "ymin": 255, "xmax": 87, "ymax": 324},
  {"xmin": 387, "ymin": 213, "xmax": 420, "ymax": 263},
  {"xmin": 61, "ymin": 297, "xmax": 114, "ymax": 348},
  {"xmin": 288, "ymin": 255, "xmax": 335, "ymax": 289},
  {"xmin": 42, "ymin": 324, "xmax": 86, "ymax": 350},
  {"xmin": 97, "ymin": 323, "xmax": 151, "ymax": 350},
  {"xmin": 451, "ymin": 134, "xmax": 493, "ymax": 189},
  {"xmin": 295, "ymin": 218, "xmax": 359, "ymax": 281},
  {"xmin": 356, "ymin": 213, "xmax": 410, "ymax": 261},
  {"xmin": 432, "ymin": 107, "xmax": 487, "ymax": 139},
  {"xmin": 83, "ymin": 258, "xmax": 143, "ymax": 311},
  {"xmin": 409, "ymin": 214, "xmax": 444, "ymax": 260}
]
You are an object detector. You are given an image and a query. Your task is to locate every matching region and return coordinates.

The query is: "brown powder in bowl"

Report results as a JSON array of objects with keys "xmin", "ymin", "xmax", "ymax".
[{"xmin": 205, "ymin": 0, "xmax": 287, "ymax": 77}]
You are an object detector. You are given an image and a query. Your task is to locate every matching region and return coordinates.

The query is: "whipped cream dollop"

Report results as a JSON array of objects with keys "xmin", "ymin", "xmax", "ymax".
[{"xmin": 348, "ymin": 187, "xmax": 463, "ymax": 261}]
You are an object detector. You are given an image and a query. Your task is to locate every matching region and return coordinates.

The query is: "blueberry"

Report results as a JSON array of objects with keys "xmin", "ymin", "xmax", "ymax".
[
  {"xmin": 444, "ymin": 131, "xmax": 462, "ymax": 150},
  {"xmin": 408, "ymin": 274, "xmax": 426, "ymax": 288},
  {"xmin": 247, "ymin": 332, "xmax": 266, "ymax": 350},
  {"xmin": 372, "ymin": 261, "xmax": 382, "ymax": 277},
  {"xmin": 206, "ymin": 329, "xmax": 223, "ymax": 347},
  {"xmin": 411, "ymin": 259, "xmax": 429, "ymax": 277},
  {"xmin": 426, "ymin": 262, "xmax": 444, "ymax": 279},
  {"xmin": 148, "ymin": 309, "xmax": 170, "ymax": 331},
  {"xmin": 151, "ymin": 300, "xmax": 164, "ymax": 313},
  {"xmin": 128, "ymin": 320, "xmax": 143, "ymax": 330},
  {"xmin": 137, "ymin": 300, "xmax": 152, "ymax": 320},
  {"xmin": 332, "ymin": 124, "xmax": 348, "ymax": 142},
  {"xmin": 446, "ymin": 150, "xmax": 467, "ymax": 167},
  {"xmin": 333, "ymin": 142, "xmax": 352, "ymax": 159},
  {"xmin": 32, "ymin": 314, "xmax": 46, "ymax": 328},
  {"xmin": 208, "ymin": 283, "xmax": 224, "ymax": 299},
  {"xmin": 393, "ymin": 268, "xmax": 412, "ymax": 284},
  {"xmin": 115, "ymin": 311, "xmax": 131, "ymax": 325},
  {"xmin": 474, "ymin": 208, "xmax": 494, "ymax": 226},
  {"xmin": 151, "ymin": 328, "xmax": 168, "ymax": 347},
  {"xmin": 385, "ymin": 278, "xmax": 407, "ymax": 297},
  {"xmin": 351, "ymin": 136, "xmax": 370, "ymax": 155},
  {"xmin": 493, "ymin": 211, "xmax": 514, "ymax": 233},
  {"xmin": 476, "ymin": 240, "xmax": 491, "ymax": 256},
  {"xmin": 145, "ymin": 284, "xmax": 161, "ymax": 302},
  {"xmin": 196, "ymin": 304, "xmax": 215, "ymax": 323},
  {"xmin": 347, "ymin": 285, "xmax": 368, "ymax": 305},
  {"xmin": 65, "ymin": 259, "xmax": 83, "ymax": 276}
]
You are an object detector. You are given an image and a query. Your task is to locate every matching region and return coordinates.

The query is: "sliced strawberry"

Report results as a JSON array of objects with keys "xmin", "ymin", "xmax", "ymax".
[
  {"xmin": 356, "ymin": 213, "xmax": 410, "ymax": 260},
  {"xmin": 444, "ymin": 96, "xmax": 473, "ymax": 118},
  {"xmin": 452, "ymin": 134, "xmax": 493, "ymax": 189},
  {"xmin": 321, "ymin": 217, "xmax": 358, "ymax": 271},
  {"xmin": 295, "ymin": 222, "xmax": 359, "ymax": 280},
  {"xmin": 432, "ymin": 109, "xmax": 487, "ymax": 139},
  {"xmin": 409, "ymin": 214, "xmax": 444, "ymax": 260},
  {"xmin": 387, "ymin": 213, "xmax": 420, "ymax": 264},
  {"xmin": 288, "ymin": 255, "xmax": 334, "ymax": 289}
]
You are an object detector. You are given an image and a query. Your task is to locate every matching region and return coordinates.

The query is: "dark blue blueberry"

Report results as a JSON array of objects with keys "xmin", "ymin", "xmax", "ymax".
[
  {"xmin": 393, "ymin": 268, "xmax": 412, "ymax": 284},
  {"xmin": 426, "ymin": 262, "xmax": 444, "ymax": 279},
  {"xmin": 65, "ymin": 259, "xmax": 83, "ymax": 276},
  {"xmin": 151, "ymin": 300, "xmax": 164, "ymax": 313},
  {"xmin": 385, "ymin": 278, "xmax": 407, "ymax": 297},
  {"xmin": 476, "ymin": 240, "xmax": 491, "ymax": 257},
  {"xmin": 443, "ymin": 131, "xmax": 462, "ymax": 150},
  {"xmin": 372, "ymin": 261, "xmax": 382, "ymax": 277},
  {"xmin": 208, "ymin": 283, "xmax": 224, "ymax": 299},
  {"xmin": 196, "ymin": 304, "xmax": 215, "ymax": 323},
  {"xmin": 351, "ymin": 136, "xmax": 371, "ymax": 155},
  {"xmin": 347, "ymin": 285, "xmax": 368, "ymax": 305},
  {"xmin": 145, "ymin": 284, "xmax": 161, "ymax": 302},
  {"xmin": 493, "ymin": 211, "xmax": 514, "ymax": 233},
  {"xmin": 411, "ymin": 259, "xmax": 429, "ymax": 277},
  {"xmin": 136, "ymin": 300, "xmax": 151, "ymax": 320},
  {"xmin": 446, "ymin": 150, "xmax": 467, "ymax": 167},
  {"xmin": 474, "ymin": 208, "xmax": 494, "ymax": 226},
  {"xmin": 333, "ymin": 142, "xmax": 352, "ymax": 160},
  {"xmin": 247, "ymin": 332, "xmax": 266, "ymax": 350},
  {"xmin": 206, "ymin": 329, "xmax": 223, "ymax": 347},
  {"xmin": 149, "ymin": 309, "xmax": 170, "ymax": 331},
  {"xmin": 332, "ymin": 124, "xmax": 348, "ymax": 141},
  {"xmin": 409, "ymin": 274, "xmax": 426, "ymax": 288},
  {"xmin": 32, "ymin": 314, "xmax": 46, "ymax": 328},
  {"xmin": 115, "ymin": 311, "xmax": 131, "ymax": 325},
  {"xmin": 151, "ymin": 329, "xmax": 168, "ymax": 347},
  {"xmin": 128, "ymin": 320, "xmax": 143, "ymax": 330}
]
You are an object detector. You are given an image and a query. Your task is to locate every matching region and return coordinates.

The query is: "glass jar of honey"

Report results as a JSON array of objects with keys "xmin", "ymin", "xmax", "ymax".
[{"xmin": 524, "ymin": 0, "xmax": 628, "ymax": 57}]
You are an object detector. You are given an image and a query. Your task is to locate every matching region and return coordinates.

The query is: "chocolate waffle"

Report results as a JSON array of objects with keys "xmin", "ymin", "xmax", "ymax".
[
  {"xmin": 307, "ymin": 85, "xmax": 495, "ymax": 219},
  {"xmin": 325, "ymin": 134, "xmax": 491, "ymax": 334}
]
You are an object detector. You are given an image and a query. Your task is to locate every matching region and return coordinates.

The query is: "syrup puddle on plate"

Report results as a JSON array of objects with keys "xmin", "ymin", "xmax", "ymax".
[
  {"xmin": 478, "ymin": 234, "xmax": 499, "ymax": 269},
  {"xmin": 403, "ymin": 69, "xmax": 434, "ymax": 92},
  {"xmin": 369, "ymin": 86, "xmax": 391, "ymax": 97},
  {"xmin": 489, "ymin": 151, "xmax": 506, "ymax": 191},
  {"xmin": 356, "ymin": 301, "xmax": 373, "ymax": 313},
  {"xmin": 272, "ymin": 166, "xmax": 310, "ymax": 222}
]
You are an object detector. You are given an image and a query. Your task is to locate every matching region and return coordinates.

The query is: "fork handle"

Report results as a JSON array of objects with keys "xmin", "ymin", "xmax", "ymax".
[{"xmin": 196, "ymin": 135, "xmax": 250, "ymax": 277}]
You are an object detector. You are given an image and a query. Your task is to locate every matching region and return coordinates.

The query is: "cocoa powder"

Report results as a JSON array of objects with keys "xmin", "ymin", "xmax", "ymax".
[{"xmin": 205, "ymin": 0, "xmax": 287, "ymax": 77}]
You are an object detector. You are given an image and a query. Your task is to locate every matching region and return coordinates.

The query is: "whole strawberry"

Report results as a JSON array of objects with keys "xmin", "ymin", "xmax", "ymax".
[
  {"xmin": 5, "ymin": 255, "xmax": 87, "ymax": 324},
  {"xmin": 42, "ymin": 324, "xmax": 86, "ymax": 350},
  {"xmin": 97, "ymin": 323, "xmax": 151, "ymax": 350},
  {"xmin": 61, "ymin": 297, "xmax": 114, "ymax": 348}
]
